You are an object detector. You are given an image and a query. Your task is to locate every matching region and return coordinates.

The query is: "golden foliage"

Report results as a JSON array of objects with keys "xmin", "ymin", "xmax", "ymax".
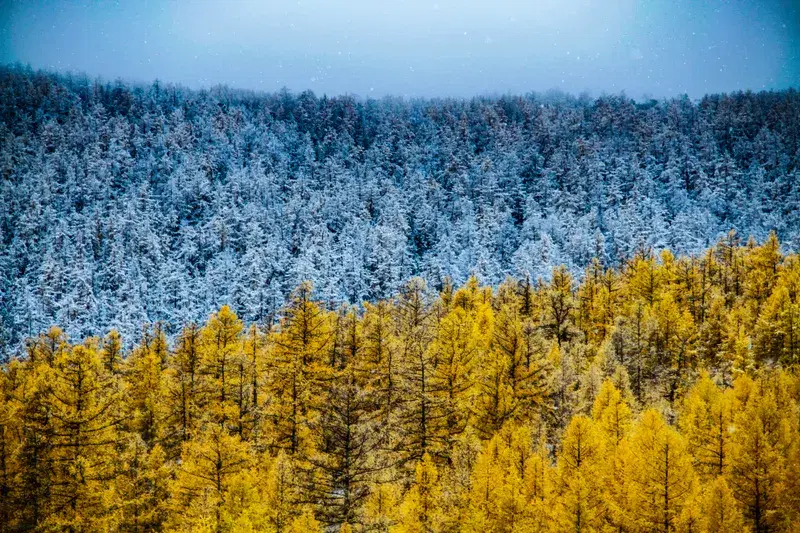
[{"xmin": 0, "ymin": 236, "xmax": 799, "ymax": 532}]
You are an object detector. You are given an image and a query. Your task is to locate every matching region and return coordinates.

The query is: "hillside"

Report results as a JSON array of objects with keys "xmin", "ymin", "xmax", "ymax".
[
  {"xmin": 2, "ymin": 66, "xmax": 800, "ymax": 350},
  {"xmin": 1, "ymin": 237, "xmax": 799, "ymax": 531}
]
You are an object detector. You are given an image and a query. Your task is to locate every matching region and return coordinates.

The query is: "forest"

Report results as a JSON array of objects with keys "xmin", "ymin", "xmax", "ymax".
[
  {"xmin": 1, "ymin": 234, "xmax": 799, "ymax": 532},
  {"xmin": 2, "ymin": 66, "xmax": 800, "ymax": 351}
]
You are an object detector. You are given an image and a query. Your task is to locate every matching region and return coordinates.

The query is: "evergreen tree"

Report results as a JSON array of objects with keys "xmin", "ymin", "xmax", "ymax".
[
  {"xmin": 47, "ymin": 342, "xmax": 122, "ymax": 530},
  {"xmin": 268, "ymin": 283, "xmax": 332, "ymax": 455},
  {"xmin": 625, "ymin": 409, "xmax": 696, "ymax": 533}
]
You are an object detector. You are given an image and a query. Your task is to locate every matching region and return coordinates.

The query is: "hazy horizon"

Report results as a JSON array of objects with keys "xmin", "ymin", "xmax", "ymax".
[{"xmin": 2, "ymin": 0, "xmax": 799, "ymax": 100}]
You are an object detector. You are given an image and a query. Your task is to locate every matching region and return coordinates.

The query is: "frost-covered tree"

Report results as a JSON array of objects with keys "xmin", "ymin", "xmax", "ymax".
[{"xmin": 1, "ymin": 65, "xmax": 799, "ymax": 347}]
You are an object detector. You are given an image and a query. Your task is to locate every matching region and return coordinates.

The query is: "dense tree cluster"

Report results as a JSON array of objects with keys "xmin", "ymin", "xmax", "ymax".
[
  {"xmin": 1, "ymin": 237, "xmax": 799, "ymax": 532},
  {"xmin": 2, "ymin": 66, "xmax": 800, "ymax": 349}
]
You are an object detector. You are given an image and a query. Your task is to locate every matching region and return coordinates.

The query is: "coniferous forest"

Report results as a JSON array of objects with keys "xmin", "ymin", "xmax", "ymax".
[
  {"xmin": 1, "ymin": 65, "xmax": 800, "ymax": 533},
  {"xmin": 1, "ymin": 234, "xmax": 800, "ymax": 532},
  {"xmin": 2, "ymin": 66, "xmax": 800, "ymax": 350}
]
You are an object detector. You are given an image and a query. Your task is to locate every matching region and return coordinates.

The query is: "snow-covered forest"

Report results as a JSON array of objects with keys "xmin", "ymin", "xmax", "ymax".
[{"xmin": 1, "ymin": 65, "xmax": 799, "ymax": 349}]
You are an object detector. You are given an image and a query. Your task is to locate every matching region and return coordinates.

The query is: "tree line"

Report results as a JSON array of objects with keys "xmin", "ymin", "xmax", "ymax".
[{"xmin": 0, "ymin": 235, "xmax": 799, "ymax": 532}]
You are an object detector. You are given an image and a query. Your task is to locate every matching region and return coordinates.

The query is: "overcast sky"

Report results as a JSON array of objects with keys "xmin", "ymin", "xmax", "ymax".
[{"xmin": 1, "ymin": 0, "xmax": 798, "ymax": 99}]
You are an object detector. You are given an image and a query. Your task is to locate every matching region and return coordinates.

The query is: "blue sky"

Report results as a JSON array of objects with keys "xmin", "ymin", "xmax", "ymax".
[{"xmin": 1, "ymin": 0, "xmax": 798, "ymax": 98}]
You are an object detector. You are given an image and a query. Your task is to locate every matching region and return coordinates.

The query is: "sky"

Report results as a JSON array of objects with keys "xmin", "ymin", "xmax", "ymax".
[{"xmin": 0, "ymin": 0, "xmax": 798, "ymax": 99}]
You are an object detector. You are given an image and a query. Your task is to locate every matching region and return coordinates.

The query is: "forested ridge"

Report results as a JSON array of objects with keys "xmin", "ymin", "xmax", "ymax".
[
  {"xmin": 2, "ymin": 65, "xmax": 800, "ymax": 350},
  {"xmin": 1, "ymin": 236, "xmax": 800, "ymax": 532}
]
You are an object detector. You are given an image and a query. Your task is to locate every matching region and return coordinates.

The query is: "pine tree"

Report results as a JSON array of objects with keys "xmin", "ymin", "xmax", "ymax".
[
  {"xmin": 625, "ymin": 409, "xmax": 696, "ymax": 533},
  {"xmin": 199, "ymin": 305, "xmax": 244, "ymax": 429},
  {"xmin": 47, "ymin": 342, "xmax": 122, "ymax": 531},
  {"xmin": 268, "ymin": 283, "xmax": 333, "ymax": 455},
  {"xmin": 678, "ymin": 373, "xmax": 734, "ymax": 480},
  {"xmin": 393, "ymin": 454, "xmax": 445, "ymax": 533},
  {"xmin": 551, "ymin": 415, "xmax": 605, "ymax": 532},
  {"xmin": 165, "ymin": 323, "xmax": 203, "ymax": 449},
  {"xmin": 168, "ymin": 423, "xmax": 253, "ymax": 531},
  {"xmin": 699, "ymin": 476, "xmax": 747, "ymax": 533}
]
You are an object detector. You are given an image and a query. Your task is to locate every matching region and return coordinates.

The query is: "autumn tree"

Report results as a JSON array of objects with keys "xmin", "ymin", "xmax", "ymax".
[
  {"xmin": 551, "ymin": 415, "xmax": 605, "ymax": 532},
  {"xmin": 394, "ymin": 279, "xmax": 443, "ymax": 464},
  {"xmin": 167, "ymin": 423, "xmax": 254, "ymax": 531},
  {"xmin": 727, "ymin": 378, "xmax": 791, "ymax": 533},
  {"xmin": 393, "ymin": 454, "xmax": 445, "ymax": 533},
  {"xmin": 306, "ymin": 364, "xmax": 384, "ymax": 529},
  {"xmin": 47, "ymin": 342, "xmax": 123, "ymax": 531},
  {"xmin": 165, "ymin": 323, "xmax": 203, "ymax": 449},
  {"xmin": 678, "ymin": 373, "xmax": 735, "ymax": 480},
  {"xmin": 200, "ymin": 305, "xmax": 244, "ymax": 430},
  {"xmin": 699, "ymin": 476, "xmax": 747, "ymax": 533},
  {"xmin": 268, "ymin": 282, "xmax": 333, "ymax": 455},
  {"xmin": 624, "ymin": 409, "xmax": 696, "ymax": 533}
]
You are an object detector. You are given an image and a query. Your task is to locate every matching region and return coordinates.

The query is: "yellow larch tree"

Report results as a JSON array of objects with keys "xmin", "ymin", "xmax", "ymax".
[
  {"xmin": 199, "ymin": 305, "xmax": 245, "ymax": 430},
  {"xmin": 699, "ymin": 476, "xmax": 747, "ymax": 533},
  {"xmin": 678, "ymin": 372, "xmax": 735, "ymax": 480},
  {"xmin": 165, "ymin": 323, "xmax": 203, "ymax": 450},
  {"xmin": 463, "ymin": 422, "xmax": 551, "ymax": 533},
  {"xmin": 124, "ymin": 328, "xmax": 169, "ymax": 448},
  {"xmin": 743, "ymin": 232, "xmax": 781, "ymax": 308},
  {"xmin": 550, "ymin": 414, "xmax": 605, "ymax": 533},
  {"xmin": 360, "ymin": 300, "xmax": 399, "ymax": 447},
  {"xmin": 26, "ymin": 326, "xmax": 68, "ymax": 366},
  {"xmin": 240, "ymin": 323, "xmax": 267, "ymax": 444},
  {"xmin": 394, "ymin": 278, "xmax": 443, "ymax": 464},
  {"xmin": 0, "ymin": 361, "xmax": 18, "ymax": 531},
  {"xmin": 6, "ymin": 357, "xmax": 57, "ymax": 530},
  {"xmin": 474, "ymin": 302, "xmax": 549, "ymax": 438},
  {"xmin": 754, "ymin": 278, "xmax": 800, "ymax": 365},
  {"xmin": 307, "ymin": 363, "xmax": 384, "ymax": 529},
  {"xmin": 592, "ymin": 378, "xmax": 633, "ymax": 446},
  {"xmin": 267, "ymin": 282, "xmax": 333, "ymax": 455},
  {"xmin": 262, "ymin": 451, "xmax": 304, "ymax": 533},
  {"xmin": 113, "ymin": 440, "xmax": 171, "ymax": 532},
  {"xmin": 101, "ymin": 329, "xmax": 123, "ymax": 375},
  {"xmin": 46, "ymin": 341, "xmax": 123, "ymax": 531},
  {"xmin": 626, "ymin": 253, "xmax": 665, "ymax": 307},
  {"xmin": 392, "ymin": 454, "xmax": 445, "ymax": 533},
  {"xmin": 167, "ymin": 422, "xmax": 254, "ymax": 532},
  {"xmin": 428, "ymin": 305, "xmax": 478, "ymax": 458},
  {"xmin": 624, "ymin": 409, "xmax": 696, "ymax": 533},
  {"xmin": 727, "ymin": 377, "xmax": 792, "ymax": 533},
  {"xmin": 362, "ymin": 477, "xmax": 402, "ymax": 533},
  {"xmin": 543, "ymin": 266, "xmax": 576, "ymax": 347}
]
